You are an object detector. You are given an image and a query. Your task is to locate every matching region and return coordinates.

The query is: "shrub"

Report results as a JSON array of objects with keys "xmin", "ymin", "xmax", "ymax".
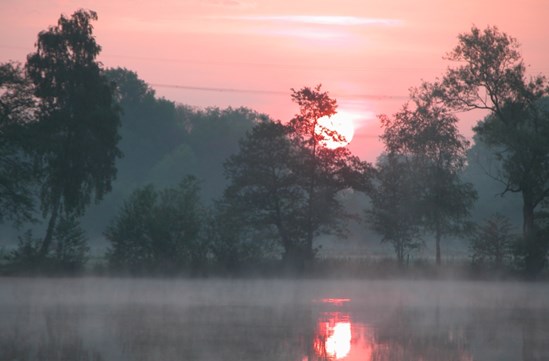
[
  {"xmin": 470, "ymin": 214, "xmax": 515, "ymax": 268},
  {"xmin": 5, "ymin": 217, "xmax": 89, "ymax": 274},
  {"xmin": 105, "ymin": 176, "xmax": 206, "ymax": 274}
]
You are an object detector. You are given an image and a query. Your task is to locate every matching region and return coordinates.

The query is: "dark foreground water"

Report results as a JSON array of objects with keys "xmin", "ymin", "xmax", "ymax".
[{"xmin": 0, "ymin": 278, "xmax": 548, "ymax": 361}]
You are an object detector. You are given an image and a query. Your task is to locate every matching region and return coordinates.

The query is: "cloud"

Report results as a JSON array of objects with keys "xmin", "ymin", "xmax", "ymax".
[{"xmin": 216, "ymin": 15, "xmax": 402, "ymax": 27}]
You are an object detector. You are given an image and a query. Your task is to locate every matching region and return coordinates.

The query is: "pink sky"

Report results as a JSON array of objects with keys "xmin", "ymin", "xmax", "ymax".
[{"xmin": 1, "ymin": 0, "xmax": 548, "ymax": 161}]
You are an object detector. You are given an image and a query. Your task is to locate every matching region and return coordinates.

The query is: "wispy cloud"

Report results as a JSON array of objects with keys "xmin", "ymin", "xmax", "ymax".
[{"xmin": 216, "ymin": 15, "xmax": 402, "ymax": 27}]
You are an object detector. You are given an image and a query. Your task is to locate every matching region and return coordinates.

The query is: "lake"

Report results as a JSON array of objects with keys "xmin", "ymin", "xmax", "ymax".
[{"xmin": 0, "ymin": 278, "xmax": 548, "ymax": 360}]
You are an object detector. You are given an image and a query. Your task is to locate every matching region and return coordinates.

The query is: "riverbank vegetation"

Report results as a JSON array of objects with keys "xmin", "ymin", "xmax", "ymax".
[{"xmin": 1, "ymin": 10, "xmax": 548, "ymax": 278}]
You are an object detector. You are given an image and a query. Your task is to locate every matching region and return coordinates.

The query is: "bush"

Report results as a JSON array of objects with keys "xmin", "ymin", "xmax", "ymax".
[
  {"xmin": 470, "ymin": 214, "xmax": 515, "ymax": 269},
  {"xmin": 51, "ymin": 216, "xmax": 89, "ymax": 272},
  {"xmin": 5, "ymin": 230, "xmax": 43, "ymax": 273},
  {"xmin": 207, "ymin": 205, "xmax": 275, "ymax": 273},
  {"xmin": 5, "ymin": 218, "xmax": 89, "ymax": 274},
  {"xmin": 105, "ymin": 176, "xmax": 206, "ymax": 274}
]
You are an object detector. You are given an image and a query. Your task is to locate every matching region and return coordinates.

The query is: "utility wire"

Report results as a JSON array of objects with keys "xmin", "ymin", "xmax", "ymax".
[{"xmin": 150, "ymin": 82, "xmax": 409, "ymax": 100}]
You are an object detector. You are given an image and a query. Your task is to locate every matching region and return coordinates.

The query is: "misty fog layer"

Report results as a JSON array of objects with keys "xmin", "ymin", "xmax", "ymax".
[{"xmin": 1, "ymin": 278, "xmax": 548, "ymax": 361}]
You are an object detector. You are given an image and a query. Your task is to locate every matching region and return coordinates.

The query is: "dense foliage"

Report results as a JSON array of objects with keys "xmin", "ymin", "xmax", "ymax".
[
  {"xmin": 0, "ymin": 62, "xmax": 36, "ymax": 226},
  {"xmin": 376, "ymin": 84, "xmax": 476, "ymax": 265},
  {"xmin": 106, "ymin": 177, "xmax": 204, "ymax": 274},
  {"xmin": 25, "ymin": 9, "xmax": 121, "ymax": 258},
  {"xmin": 221, "ymin": 86, "xmax": 368, "ymax": 270},
  {"xmin": 1, "ymin": 11, "xmax": 548, "ymax": 277},
  {"xmin": 437, "ymin": 26, "xmax": 549, "ymax": 275}
]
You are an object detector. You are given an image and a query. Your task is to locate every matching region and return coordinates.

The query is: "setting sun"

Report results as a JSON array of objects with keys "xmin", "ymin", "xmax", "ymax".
[{"xmin": 317, "ymin": 112, "xmax": 356, "ymax": 149}]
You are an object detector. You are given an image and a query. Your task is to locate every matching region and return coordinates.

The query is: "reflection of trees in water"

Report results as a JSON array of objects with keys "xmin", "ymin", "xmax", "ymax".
[
  {"xmin": 2, "ymin": 288, "xmax": 549, "ymax": 361},
  {"xmin": 463, "ymin": 307, "xmax": 549, "ymax": 361},
  {"xmin": 0, "ymin": 305, "xmax": 102, "ymax": 361},
  {"xmin": 371, "ymin": 307, "xmax": 472, "ymax": 361},
  {"xmin": 112, "ymin": 304, "xmax": 315, "ymax": 361},
  {"xmin": 517, "ymin": 310, "xmax": 549, "ymax": 361},
  {"xmin": 38, "ymin": 307, "xmax": 103, "ymax": 361}
]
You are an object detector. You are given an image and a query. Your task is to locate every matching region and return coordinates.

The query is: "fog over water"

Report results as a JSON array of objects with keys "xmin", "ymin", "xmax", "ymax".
[{"xmin": 1, "ymin": 278, "xmax": 548, "ymax": 360}]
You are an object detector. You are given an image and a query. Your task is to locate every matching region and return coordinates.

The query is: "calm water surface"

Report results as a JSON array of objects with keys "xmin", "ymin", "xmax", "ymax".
[{"xmin": 0, "ymin": 278, "xmax": 548, "ymax": 360}]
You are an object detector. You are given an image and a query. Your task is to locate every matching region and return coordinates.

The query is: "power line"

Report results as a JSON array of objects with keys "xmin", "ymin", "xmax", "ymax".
[{"xmin": 149, "ymin": 82, "xmax": 409, "ymax": 100}]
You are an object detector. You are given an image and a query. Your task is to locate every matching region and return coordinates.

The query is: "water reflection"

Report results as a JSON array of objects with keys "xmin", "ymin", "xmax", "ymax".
[
  {"xmin": 309, "ymin": 298, "xmax": 374, "ymax": 361},
  {"xmin": 314, "ymin": 313, "xmax": 352, "ymax": 359},
  {"xmin": 1, "ymin": 279, "xmax": 549, "ymax": 361},
  {"xmin": 310, "ymin": 298, "xmax": 472, "ymax": 361}
]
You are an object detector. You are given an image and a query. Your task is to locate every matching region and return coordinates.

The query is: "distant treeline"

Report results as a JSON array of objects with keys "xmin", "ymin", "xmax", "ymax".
[{"xmin": 1, "ymin": 10, "xmax": 548, "ymax": 277}]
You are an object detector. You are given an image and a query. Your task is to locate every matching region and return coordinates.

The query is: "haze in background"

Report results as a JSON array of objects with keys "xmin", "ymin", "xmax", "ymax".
[{"xmin": 1, "ymin": 0, "xmax": 548, "ymax": 161}]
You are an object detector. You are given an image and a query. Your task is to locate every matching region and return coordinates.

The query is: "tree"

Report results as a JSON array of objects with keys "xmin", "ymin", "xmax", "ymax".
[
  {"xmin": 206, "ymin": 198, "xmax": 274, "ymax": 272},
  {"xmin": 80, "ymin": 70, "xmax": 262, "ymax": 242},
  {"xmin": 0, "ymin": 62, "xmax": 36, "ymax": 226},
  {"xmin": 49, "ymin": 216, "xmax": 89, "ymax": 272},
  {"xmin": 183, "ymin": 106, "xmax": 261, "ymax": 199},
  {"xmin": 368, "ymin": 154, "xmax": 422, "ymax": 266},
  {"xmin": 470, "ymin": 213, "xmax": 515, "ymax": 269},
  {"xmin": 223, "ymin": 120, "xmax": 306, "ymax": 264},
  {"xmin": 155, "ymin": 176, "xmax": 206, "ymax": 270},
  {"xmin": 105, "ymin": 185, "xmax": 157, "ymax": 272},
  {"xmin": 105, "ymin": 177, "xmax": 205, "ymax": 274},
  {"xmin": 104, "ymin": 67, "xmax": 184, "ymax": 182},
  {"xmin": 438, "ymin": 25, "xmax": 549, "ymax": 273},
  {"xmin": 6, "ymin": 216, "xmax": 89, "ymax": 274},
  {"xmin": 25, "ymin": 10, "xmax": 121, "ymax": 257},
  {"xmin": 379, "ymin": 84, "xmax": 476, "ymax": 265},
  {"xmin": 222, "ymin": 86, "xmax": 367, "ymax": 269},
  {"xmin": 288, "ymin": 85, "xmax": 365, "ymax": 264}
]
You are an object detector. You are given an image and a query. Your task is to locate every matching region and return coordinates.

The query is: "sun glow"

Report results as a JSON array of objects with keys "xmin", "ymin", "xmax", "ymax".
[
  {"xmin": 314, "ymin": 313, "xmax": 353, "ymax": 360},
  {"xmin": 325, "ymin": 322, "xmax": 352, "ymax": 359},
  {"xmin": 316, "ymin": 111, "xmax": 355, "ymax": 149}
]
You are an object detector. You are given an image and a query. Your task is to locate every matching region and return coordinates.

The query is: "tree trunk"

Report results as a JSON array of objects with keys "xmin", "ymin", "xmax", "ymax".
[
  {"xmin": 435, "ymin": 222, "xmax": 442, "ymax": 266},
  {"xmin": 521, "ymin": 191, "xmax": 547, "ymax": 276},
  {"xmin": 39, "ymin": 197, "xmax": 60, "ymax": 258},
  {"xmin": 305, "ymin": 127, "xmax": 318, "ymax": 265},
  {"xmin": 396, "ymin": 242, "xmax": 404, "ymax": 267},
  {"xmin": 522, "ymin": 194, "xmax": 535, "ymax": 239}
]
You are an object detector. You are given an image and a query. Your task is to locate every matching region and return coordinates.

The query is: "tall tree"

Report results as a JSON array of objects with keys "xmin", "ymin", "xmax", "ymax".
[
  {"xmin": 0, "ymin": 62, "xmax": 36, "ymax": 226},
  {"xmin": 438, "ymin": 26, "xmax": 549, "ymax": 273},
  {"xmin": 368, "ymin": 154, "xmax": 422, "ymax": 266},
  {"xmin": 26, "ymin": 10, "xmax": 121, "ymax": 256},
  {"xmin": 379, "ymin": 84, "xmax": 476, "ymax": 265},
  {"xmin": 223, "ymin": 86, "xmax": 367, "ymax": 269},
  {"xmin": 288, "ymin": 85, "xmax": 363, "ymax": 263},
  {"xmin": 223, "ymin": 120, "xmax": 306, "ymax": 263}
]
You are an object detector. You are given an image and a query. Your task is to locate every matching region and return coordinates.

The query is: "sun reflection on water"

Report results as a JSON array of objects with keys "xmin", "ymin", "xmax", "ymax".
[
  {"xmin": 316, "ymin": 317, "xmax": 352, "ymax": 359},
  {"xmin": 309, "ymin": 299, "xmax": 374, "ymax": 361}
]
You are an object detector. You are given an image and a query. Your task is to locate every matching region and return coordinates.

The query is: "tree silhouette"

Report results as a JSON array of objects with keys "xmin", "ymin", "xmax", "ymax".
[
  {"xmin": 379, "ymin": 83, "xmax": 476, "ymax": 265},
  {"xmin": 0, "ymin": 62, "xmax": 36, "ymax": 226},
  {"xmin": 439, "ymin": 25, "xmax": 549, "ymax": 273},
  {"xmin": 26, "ymin": 10, "xmax": 121, "ymax": 257},
  {"xmin": 223, "ymin": 86, "xmax": 367, "ymax": 270},
  {"xmin": 106, "ymin": 177, "xmax": 204, "ymax": 274},
  {"xmin": 368, "ymin": 154, "xmax": 422, "ymax": 266},
  {"xmin": 288, "ymin": 85, "xmax": 360, "ymax": 265}
]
